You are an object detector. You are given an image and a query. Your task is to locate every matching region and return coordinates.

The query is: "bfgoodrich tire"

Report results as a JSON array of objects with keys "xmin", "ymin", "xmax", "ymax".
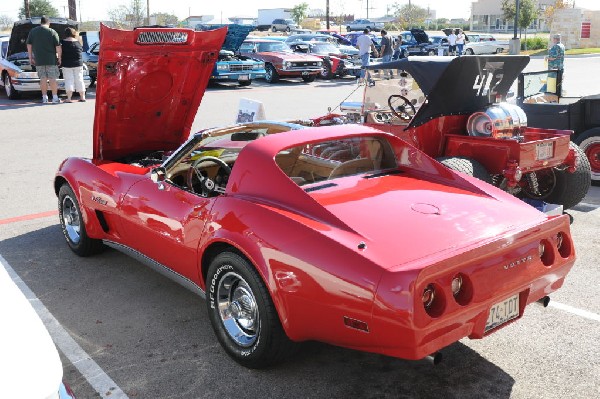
[
  {"xmin": 206, "ymin": 252, "xmax": 297, "ymax": 368},
  {"xmin": 58, "ymin": 184, "xmax": 104, "ymax": 256},
  {"xmin": 437, "ymin": 156, "xmax": 492, "ymax": 184},
  {"xmin": 542, "ymin": 143, "xmax": 592, "ymax": 209}
]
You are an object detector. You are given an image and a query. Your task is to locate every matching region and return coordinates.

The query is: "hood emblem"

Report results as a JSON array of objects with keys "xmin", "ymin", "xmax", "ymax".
[{"xmin": 503, "ymin": 255, "xmax": 533, "ymax": 270}]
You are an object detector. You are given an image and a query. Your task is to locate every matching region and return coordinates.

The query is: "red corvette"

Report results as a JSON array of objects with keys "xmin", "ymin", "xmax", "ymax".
[{"xmin": 55, "ymin": 26, "xmax": 576, "ymax": 368}]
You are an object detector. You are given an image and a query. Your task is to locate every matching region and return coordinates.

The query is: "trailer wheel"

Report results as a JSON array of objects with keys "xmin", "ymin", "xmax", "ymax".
[
  {"xmin": 573, "ymin": 128, "xmax": 600, "ymax": 184},
  {"xmin": 437, "ymin": 156, "xmax": 492, "ymax": 184}
]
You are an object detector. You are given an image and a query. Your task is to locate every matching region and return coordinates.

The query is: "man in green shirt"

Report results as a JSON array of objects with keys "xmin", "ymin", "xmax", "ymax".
[{"xmin": 26, "ymin": 16, "xmax": 62, "ymax": 103}]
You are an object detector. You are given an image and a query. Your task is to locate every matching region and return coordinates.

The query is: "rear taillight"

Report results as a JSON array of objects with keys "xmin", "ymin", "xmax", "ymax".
[
  {"xmin": 422, "ymin": 284, "xmax": 435, "ymax": 309},
  {"xmin": 451, "ymin": 275, "xmax": 463, "ymax": 296},
  {"xmin": 422, "ymin": 283, "xmax": 445, "ymax": 317}
]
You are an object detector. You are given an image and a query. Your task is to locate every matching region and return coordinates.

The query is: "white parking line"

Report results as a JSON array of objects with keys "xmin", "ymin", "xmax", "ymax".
[
  {"xmin": 549, "ymin": 300, "xmax": 600, "ymax": 322},
  {"xmin": 0, "ymin": 254, "xmax": 129, "ymax": 399}
]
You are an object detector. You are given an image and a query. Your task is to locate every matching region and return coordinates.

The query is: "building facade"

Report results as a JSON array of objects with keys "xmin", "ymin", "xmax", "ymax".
[
  {"xmin": 470, "ymin": 0, "xmax": 555, "ymax": 32},
  {"xmin": 551, "ymin": 7, "xmax": 600, "ymax": 49}
]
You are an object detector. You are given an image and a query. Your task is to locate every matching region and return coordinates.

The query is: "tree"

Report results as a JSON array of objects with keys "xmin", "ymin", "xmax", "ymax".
[
  {"xmin": 18, "ymin": 0, "xmax": 59, "ymax": 19},
  {"xmin": 107, "ymin": 0, "xmax": 145, "ymax": 29},
  {"xmin": 0, "ymin": 15, "xmax": 13, "ymax": 31},
  {"xmin": 501, "ymin": 0, "xmax": 539, "ymax": 35},
  {"xmin": 391, "ymin": 3, "xmax": 429, "ymax": 29},
  {"xmin": 291, "ymin": 2, "xmax": 309, "ymax": 25},
  {"xmin": 545, "ymin": 0, "xmax": 574, "ymax": 30}
]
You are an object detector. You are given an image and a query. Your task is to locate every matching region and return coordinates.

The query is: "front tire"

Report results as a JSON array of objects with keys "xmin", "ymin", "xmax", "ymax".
[
  {"xmin": 264, "ymin": 64, "xmax": 279, "ymax": 83},
  {"xmin": 4, "ymin": 75, "xmax": 20, "ymax": 99},
  {"xmin": 58, "ymin": 184, "xmax": 104, "ymax": 256},
  {"xmin": 573, "ymin": 129, "xmax": 600, "ymax": 184},
  {"xmin": 302, "ymin": 74, "xmax": 316, "ymax": 82},
  {"xmin": 206, "ymin": 252, "xmax": 297, "ymax": 368},
  {"xmin": 271, "ymin": 26, "xmax": 277, "ymax": 32},
  {"xmin": 437, "ymin": 156, "xmax": 492, "ymax": 184},
  {"xmin": 319, "ymin": 62, "xmax": 333, "ymax": 79},
  {"xmin": 238, "ymin": 79, "xmax": 252, "ymax": 87}
]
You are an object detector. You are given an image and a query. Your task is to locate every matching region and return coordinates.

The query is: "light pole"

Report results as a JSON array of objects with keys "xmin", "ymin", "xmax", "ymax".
[
  {"xmin": 509, "ymin": 0, "xmax": 521, "ymax": 54},
  {"xmin": 147, "ymin": 0, "xmax": 150, "ymax": 25}
]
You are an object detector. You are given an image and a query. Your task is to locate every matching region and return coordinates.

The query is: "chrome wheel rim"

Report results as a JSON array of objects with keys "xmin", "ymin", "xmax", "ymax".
[
  {"xmin": 5, "ymin": 77, "xmax": 12, "ymax": 97},
  {"xmin": 217, "ymin": 271, "xmax": 259, "ymax": 347},
  {"xmin": 266, "ymin": 67, "xmax": 272, "ymax": 81},
  {"xmin": 61, "ymin": 195, "xmax": 81, "ymax": 244}
]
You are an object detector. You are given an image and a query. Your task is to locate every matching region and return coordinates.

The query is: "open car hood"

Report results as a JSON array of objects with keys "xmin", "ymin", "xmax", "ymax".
[
  {"xmin": 370, "ymin": 55, "xmax": 529, "ymax": 127},
  {"xmin": 93, "ymin": 24, "xmax": 226, "ymax": 161},
  {"xmin": 195, "ymin": 24, "xmax": 254, "ymax": 52},
  {"xmin": 8, "ymin": 17, "xmax": 77, "ymax": 57},
  {"xmin": 410, "ymin": 28, "xmax": 429, "ymax": 44}
]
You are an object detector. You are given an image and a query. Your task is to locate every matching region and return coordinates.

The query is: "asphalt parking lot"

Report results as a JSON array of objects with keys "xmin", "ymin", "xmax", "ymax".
[{"xmin": 1, "ymin": 56, "xmax": 599, "ymax": 398}]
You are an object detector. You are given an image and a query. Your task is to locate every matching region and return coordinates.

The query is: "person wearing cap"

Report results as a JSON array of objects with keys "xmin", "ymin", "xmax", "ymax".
[{"xmin": 547, "ymin": 33, "xmax": 565, "ymax": 71}]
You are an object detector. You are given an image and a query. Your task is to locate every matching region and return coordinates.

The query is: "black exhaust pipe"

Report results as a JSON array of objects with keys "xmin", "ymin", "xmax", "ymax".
[
  {"xmin": 536, "ymin": 296, "xmax": 550, "ymax": 307},
  {"xmin": 424, "ymin": 352, "xmax": 443, "ymax": 365}
]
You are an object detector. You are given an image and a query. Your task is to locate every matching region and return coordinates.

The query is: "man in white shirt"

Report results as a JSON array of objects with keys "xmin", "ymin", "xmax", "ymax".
[
  {"xmin": 456, "ymin": 29, "xmax": 465, "ymax": 56},
  {"xmin": 447, "ymin": 30, "xmax": 457, "ymax": 56},
  {"xmin": 356, "ymin": 29, "xmax": 379, "ymax": 84}
]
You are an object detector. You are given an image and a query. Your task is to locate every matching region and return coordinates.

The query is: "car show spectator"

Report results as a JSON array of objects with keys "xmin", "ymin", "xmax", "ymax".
[
  {"xmin": 26, "ymin": 15, "xmax": 62, "ymax": 104},
  {"xmin": 447, "ymin": 29, "xmax": 457, "ymax": 55},
  {"xmin": 356, "ymin": 28, "xmax": 379, "ymax": 84},
  {"xmin": 60, "ymin": 28, "xmax": 86, "ymax": 103},
  {"xmin": 456, "ymin": 29, "xmax": 465, "ymax": 56},
  {"xmin": 547, "ymin": 33, "xmax": 565, "ymax": 71},
  {"xmin": 379, "ymin": 29, "xmax": 394, "ymax": 78},
  {"xmin": 392, "ymin": 36, "xmax": 403, "ymax": 60}
]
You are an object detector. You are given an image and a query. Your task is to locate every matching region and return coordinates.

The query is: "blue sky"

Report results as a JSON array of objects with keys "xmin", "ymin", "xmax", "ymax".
[{"xmin": 2, "ymin": 1, "xmax": 599, "ymax": 22}]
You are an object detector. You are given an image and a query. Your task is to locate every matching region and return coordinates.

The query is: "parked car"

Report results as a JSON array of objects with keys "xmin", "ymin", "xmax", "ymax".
[
  {"xmin": 0, "ymin": 17, "xmax": 91, "ymax": 99},
  {"xmin": 428, "ymin": 35, "xmax": 450, "ymax": 56},
  {"xmin": 1, "ymin": 263, "xmax": 76, "ymax": 398},
  {"xmin": 81, "ymin": 41, "xmax": 99, "ymax": 86},
  {"xmin": 345, "ymin": 19, "xmax": 384, "ymax": 32},
  {"xmin": 196, "ymin": 24, "xmax": 266, "ymax": 86},
  {"xmin": 517, "ymin": 69, "xmax": 600, "ymax": 183},
  {"xmin": 0, "ymin": 35, "xmax": 9, "ymax": 59},
  {"xmin": 441, "ymin": 29, "xmax": 504, "ymax": 55},
  {"xmin": 285, "ymin": 33, "xmax": 359, "ymax": 58},
  {"xmin": 343, "ymin": 32, "xmax": 381, "ymax": 56},
  {"xmin": 271, "ymin": 18, "xmax": 298, "ymax": 33},
  {"xmin": 310, "ymin": 56, "xmax": 591, "ymax": 210},
  {"xmin": 288, "ymin": 41, "xmax": 361, "ymax": 79},
  {"xmin": 398, "ymin": 29, "xmax": 437, "ymax": 56},
  {"xmin": 239, "ymin": 38, "xmax": 322, "ymax": 83},
  {"xmin": 55, "ymin": 25, "xmax": 577, "ymax": 369}
]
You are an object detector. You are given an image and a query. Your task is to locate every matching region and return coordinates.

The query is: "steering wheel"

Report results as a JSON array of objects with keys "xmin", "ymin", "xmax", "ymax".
[
  {"xmin": 388, "ymin": 95, "xmax": 416, "ymax": 121},
  {"xmin": 187, "ymin": 156, "xmax": 231, "ymax": 197}
]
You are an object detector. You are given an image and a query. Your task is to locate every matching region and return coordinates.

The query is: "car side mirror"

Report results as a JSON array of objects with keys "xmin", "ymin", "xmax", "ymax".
[{"xmin": 151, "ymin": 166, "xmax": 166, "ymax": 190}]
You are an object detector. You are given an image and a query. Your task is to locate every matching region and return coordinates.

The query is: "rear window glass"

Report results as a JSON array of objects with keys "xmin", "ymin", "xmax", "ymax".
[{"xmin": 275, "ymin": 136, "xmax": 398, "ymax": 186}]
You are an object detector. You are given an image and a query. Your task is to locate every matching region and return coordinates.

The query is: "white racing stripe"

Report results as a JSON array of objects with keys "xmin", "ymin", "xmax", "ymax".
[
  {"xmin": 0, "ymin": 254, "xmax": 129, "ymax": 399},
  {"xmin": 549, "ymin": 300, "xmax": 600, "ymax": 322}
]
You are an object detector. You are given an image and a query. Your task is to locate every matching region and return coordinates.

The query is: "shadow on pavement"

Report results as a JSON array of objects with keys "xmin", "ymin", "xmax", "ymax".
[{"xmin": 0, "ymin": 225, "xmax": 515, "ymax": 399}]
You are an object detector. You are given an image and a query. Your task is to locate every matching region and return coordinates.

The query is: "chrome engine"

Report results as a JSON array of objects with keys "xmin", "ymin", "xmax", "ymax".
[{"xmin": 467, "ymin": 103, "xmax": 528, "ymax": 140}]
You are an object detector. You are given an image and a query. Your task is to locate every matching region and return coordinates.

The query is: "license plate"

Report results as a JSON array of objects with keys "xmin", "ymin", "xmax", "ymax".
[
  {"xmin": 536, "ymin": 142, "xmax": 554, "ymax": 160},
  {"xmin": 238, "ymin": 75, "xmax": 249, "ymax": 81},
  {"xmin": 485, "ymin": 294, "xmax": 519, "ymax": 332}
]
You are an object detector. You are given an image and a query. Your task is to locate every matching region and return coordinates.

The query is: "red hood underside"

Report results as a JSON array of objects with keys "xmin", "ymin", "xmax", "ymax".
[{"xmin": 93, "ymin": 24, "xmax": 227, "ymax": 161}]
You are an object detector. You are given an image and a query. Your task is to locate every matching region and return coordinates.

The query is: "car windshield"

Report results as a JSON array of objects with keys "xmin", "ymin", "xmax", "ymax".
[
  {"xmin": 257, "ymin": 41, "xmax": 291, "ymax": 53},
  {"xmin": 311, "ymin": 43, "xmax": 339, "ymax": 54},
  {"xmin": 275, "ymin": 136, "xmax": 399, "ymax": 187},
  {"xmin": 284, "ymin": 19, "xmax": 294, "ymax": 24}
]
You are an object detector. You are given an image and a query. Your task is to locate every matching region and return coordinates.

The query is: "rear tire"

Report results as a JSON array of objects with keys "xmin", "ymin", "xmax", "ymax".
[
  {"xmin": 466, "ymin": 48, "xmax": 474, "ymax": 55},
  {"xmin": 58, "ymin": 184, "xmax": 104, "ymax": 256},
  {"xmin": 437, "ymin": 156, "xmax": 492, "ymax": 184},
  {"xmin": 4, "ymin": 75, "xmax": 20, "ymax": 99},
  {"xmin": 264, "ymin": 64, "xmax": 279, "ymax": 83},
  {"xmin": 541, "ymin": 143, "xmax": 592, "ymax": 209},
  {"xmin": 206, "ymin": 252, "xmax": 297, "ymax": 368}
]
